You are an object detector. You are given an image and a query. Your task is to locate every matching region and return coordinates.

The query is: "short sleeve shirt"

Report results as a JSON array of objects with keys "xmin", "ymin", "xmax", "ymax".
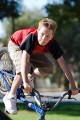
[
  {"xmin": 10, "ymin": 28, "xmax": 37, "ymax": 45},
  {"xmin": 20, "ymin": 33, "xmax": 63, "ymax": 60}
]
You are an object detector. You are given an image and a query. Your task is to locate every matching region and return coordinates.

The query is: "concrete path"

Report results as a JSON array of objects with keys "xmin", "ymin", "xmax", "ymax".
[{"xmin": 0, "ymin": 91, "xmax": 80, "ymax": 103}]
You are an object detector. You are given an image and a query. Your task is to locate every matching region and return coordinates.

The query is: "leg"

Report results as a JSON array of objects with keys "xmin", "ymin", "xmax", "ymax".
[
  {"xmin": 3, "ymin": 40, "xmax": 22, "ymax": 114},
  {"xmin": 8, "ymin": 40, "xmax": 22, "ymax": 95},
  {"xmin": 3, "ymin": 40, "xmax": 34, "ymax": 114},
  {"xmin": 30, "ymin": 53, "xmax": 54, "ymax": 76},
  {"xmin": 10, "ymin": 73, "xmax": 22, "ymax": 94}
]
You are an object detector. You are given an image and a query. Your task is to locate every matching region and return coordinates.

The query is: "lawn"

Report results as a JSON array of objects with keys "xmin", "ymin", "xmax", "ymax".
[{"xmin": 0, "ymin": 102, "xmax": 80, "ymax": 120}]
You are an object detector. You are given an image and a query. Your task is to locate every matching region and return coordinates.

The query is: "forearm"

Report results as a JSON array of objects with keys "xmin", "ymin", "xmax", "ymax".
[
  {"xmin": 57, "ymin": 56, "xmax": 76, "ymax": 89},
  {"xmin": 21, "ymin": 62, "xmax": 28, "ymax": 84},
  {"xmin": 21, "ymin": 50, "xmax": 30, "ymax": 84},
  {"xmin": 21, "ymin": 51, "xmax": 32, "ymax": 93},
  {"xmin": 62, "ymin": 64, "xmax": 76, "ymax": 88}
]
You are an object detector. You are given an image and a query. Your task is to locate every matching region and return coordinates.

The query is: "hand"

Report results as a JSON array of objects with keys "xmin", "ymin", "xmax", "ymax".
[
  {"xmin": 72, "ymin": 89, "xmax": 79, "ymax": 95},
  {"xmin": 70, "ymin": 87, "xmax": 79, "ymax": 95},
  {"xmin": 23, "ymin": 82, "xmax": 32, "ymax": 94}
]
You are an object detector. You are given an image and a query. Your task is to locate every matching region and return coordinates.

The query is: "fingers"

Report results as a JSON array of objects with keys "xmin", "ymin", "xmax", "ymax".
[
  {"xmin": 72, "ymin": 90, "xmax": 79, "ymax": 95},
  {"xmin": 23, "ymin": 83, "xmax": 32, "ymax": 94},
  {"xmin": 26, "ymin": 86, "xmax": 32, "ymax": 93}
]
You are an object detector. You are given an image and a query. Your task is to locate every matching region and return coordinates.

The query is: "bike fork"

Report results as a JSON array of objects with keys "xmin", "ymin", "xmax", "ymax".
[
  {"xmin": 38, "ymin": 113, "xmax": 46, "ymax": 120},
  {"xmin": 18, "ymin": 95, "xmax": 46, "ymax": 120}
]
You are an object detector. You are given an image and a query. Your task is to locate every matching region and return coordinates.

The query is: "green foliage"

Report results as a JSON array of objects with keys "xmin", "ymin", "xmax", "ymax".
[
  {"xmin": 2, "ymin": 8, "xmax": 45, "ymax": 46},
  {"xmin": 7, "ymin": 103, "xmax": 80, "ymax": 120},
  {"xmin": 0, "ymin": 0, "xmax": 23, "ymax": 33},
  {"xmin": 14, "ymin": 8, "xmax": 45, "ymax": 30},
  {"xmin": 44, "ymin": 0, "xmax": 80, "ymax": 88},
  {"xmin": 59, "ymin": 23, "xmax": 80, "ymax": 63},
  {"xmin": 45, "ymin": 0, "xmax": 80, "ymax": 35},
  {"xmin": 0, "ymin": 0, "xmax": 22, "ymax": 20},
  {"xmin": 64, "ymin": 0, "xmax": 80, "ymax": 20},
  {"xmin": 1, "ymin": 102, "xmax": 80, "ymax": 120}
]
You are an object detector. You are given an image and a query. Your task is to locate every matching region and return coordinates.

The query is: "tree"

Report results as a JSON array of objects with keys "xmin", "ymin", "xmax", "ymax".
[
  {"xmin": 2, "ymin": 8, "xmax": 45, "ymax": 46},
  {"xmin": 45, "ymin": 0, "xmax": 80, "ymax": 35},
  {"xmin": 0, "ymin": 0, "xmax": 22, "ymax": 33},
  {"xmin": 64, "ymin": 0, "xmax": 80, "ymax": 20},
  {"xmin": 44, "ymin": 0, "xmax": 80, "ymax": 89}
]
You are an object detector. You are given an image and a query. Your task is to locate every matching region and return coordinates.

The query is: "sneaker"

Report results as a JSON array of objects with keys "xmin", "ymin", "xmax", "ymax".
[
  {"xmin": 28, "ymin": 73, "xmax": 35, "ymax": 88},
  {"xmin": 3, "ymin": 92, "xmax": 17, "ymax": 114}
]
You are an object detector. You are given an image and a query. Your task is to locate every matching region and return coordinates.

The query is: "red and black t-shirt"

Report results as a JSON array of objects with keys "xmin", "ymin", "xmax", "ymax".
[
  {"xmin": 20, "ymin": 33, "xmax": 63, "ymax": 60},
  {"xmin": 10, "ymin": 28, "xmax": 63, "ymax": 60},
  {"xmin": 10, "ymin": 28, "xmax": 37, "ymax": 45}
]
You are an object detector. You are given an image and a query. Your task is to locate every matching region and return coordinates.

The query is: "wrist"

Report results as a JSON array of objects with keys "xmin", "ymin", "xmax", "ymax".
[
  {"xmin": 70, "ymin": 85, "xmax": 77, "ymax": 90},
  {"xmin": 23, "ymin": 82, "xmax": 28, "ymax": 87}
]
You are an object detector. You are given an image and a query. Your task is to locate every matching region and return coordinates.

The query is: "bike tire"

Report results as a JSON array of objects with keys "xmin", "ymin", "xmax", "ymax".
[
  {"xmin": 0, "ymin": 47, "xmax": 13, "ymax": 71},
  {"xmin": 0, "ymin": 74, "xmax": 12, "ymax": 94},
  {"xmin": 0, "ymin": 47, "xmax": 14, "ymax": 94}
]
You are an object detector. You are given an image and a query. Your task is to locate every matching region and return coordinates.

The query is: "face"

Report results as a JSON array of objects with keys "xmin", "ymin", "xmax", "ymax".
[{"xmin": 37, "ymin": 26, "xmax": 53, "ymax": 46}]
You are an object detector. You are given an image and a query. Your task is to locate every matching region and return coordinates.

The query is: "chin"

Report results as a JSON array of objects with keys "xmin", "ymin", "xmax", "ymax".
[
  {"xmin": 40, "ymin": 43, "xmax": 45, "ymax": 46},
  {"xmin": 39, "ymin": 42, "xmax": 46, "ymax": 46}
]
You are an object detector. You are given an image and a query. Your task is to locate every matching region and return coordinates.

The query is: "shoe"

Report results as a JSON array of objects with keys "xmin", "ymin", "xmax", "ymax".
[
  {"xmin": 3, "ymin": 92, "xmax": 17, "ymax": 114},
  {"xmin": 28, "ymin": 73, "xmax": 34, "ymax": 88}
]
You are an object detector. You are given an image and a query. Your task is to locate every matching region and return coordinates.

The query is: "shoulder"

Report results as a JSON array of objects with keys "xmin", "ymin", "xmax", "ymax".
[{"xmin": 50, "ymin": 37, "xmax": 59, "ymax": 46}]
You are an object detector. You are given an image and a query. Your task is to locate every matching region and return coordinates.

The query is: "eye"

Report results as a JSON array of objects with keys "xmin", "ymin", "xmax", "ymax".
[
  {"xmin": 46, "ymin": 35, "xmax": 50, "ymax": 37},
  {"xmin": 41, "ymin": 33, "xmax": 44, "ymax": 36}
]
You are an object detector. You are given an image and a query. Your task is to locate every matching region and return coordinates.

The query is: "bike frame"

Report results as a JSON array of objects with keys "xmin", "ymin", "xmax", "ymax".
[
  {"xmin": 0, "ymin": 70, "xmax": 79, "ymax": 120},
  {"xmin": 0, "ymin": 70, "xmax": 48, "ymax": 120}
]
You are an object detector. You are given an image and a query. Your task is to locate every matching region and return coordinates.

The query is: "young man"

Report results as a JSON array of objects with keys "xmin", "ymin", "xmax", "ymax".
[{"xmin": 3, "ymin": 18, "xmax": 78, "ymax": 114}]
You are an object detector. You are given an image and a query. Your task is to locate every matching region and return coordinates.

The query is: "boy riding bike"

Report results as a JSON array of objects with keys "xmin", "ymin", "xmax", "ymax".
[{"xmin": 3, "ymin": 18, "xmax": 78, "ymax": 114}]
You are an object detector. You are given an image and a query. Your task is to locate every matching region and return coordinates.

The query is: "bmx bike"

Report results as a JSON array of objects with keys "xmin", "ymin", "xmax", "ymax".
[{"xmin": 0, "ymin": 47, "xmax": 79, "ymax": 120}]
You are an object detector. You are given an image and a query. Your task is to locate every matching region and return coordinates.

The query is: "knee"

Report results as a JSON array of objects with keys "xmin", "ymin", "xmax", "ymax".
[
  {"xmin": 47, "ymin": 62, "xmax": 54, "ymax": 74},
  {"xmin": 16, "ymin": 72, "xmax": 21, "ymax": 76},
  {"xmin": 47, "ymin": 65, "xmax": 53, "ymax": 74},
  {"xmin": 39, "ymin": 64, "xmax": 53, "ymax": 75}
]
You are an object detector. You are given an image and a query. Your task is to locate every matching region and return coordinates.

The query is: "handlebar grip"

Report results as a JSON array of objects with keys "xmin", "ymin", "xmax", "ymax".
[
  {"xmin": 68, "ymin": 89, "xmax": 80, "ymax": 95},
  {"xmin": 30, "ymin": 88, "xmax": 40, "ymax": 96},
  {"xmin": 68, "ymin": 90, "xmax": 72, "ymax": 98},
  {"xmin": 68, "ymin": 90, "xmax": 72, "ymax": 94}
]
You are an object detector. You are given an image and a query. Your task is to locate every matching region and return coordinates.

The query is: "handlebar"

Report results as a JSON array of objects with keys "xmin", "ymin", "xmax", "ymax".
[
  {"xmin": 20, "ymin": 85, "xmax": 80, "ymax": 111},
  {"xmin": 30, "ymin": 89, "xmax": 80, "ymax": 111}
]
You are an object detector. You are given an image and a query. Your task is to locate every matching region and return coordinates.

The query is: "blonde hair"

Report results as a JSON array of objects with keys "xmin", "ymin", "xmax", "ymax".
[{"xmin": 38, "ymin": 18, "xmax": 57, "ymax": 34}]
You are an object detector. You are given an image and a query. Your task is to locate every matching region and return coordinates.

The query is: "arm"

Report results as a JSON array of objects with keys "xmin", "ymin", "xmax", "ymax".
[
  {"xmin": 21, "ymin": 50, "xmax": 32, "ymax": 93},
  {"xmin": 57, "ymin": 56, "xmax": 78, "ymax": 94}
]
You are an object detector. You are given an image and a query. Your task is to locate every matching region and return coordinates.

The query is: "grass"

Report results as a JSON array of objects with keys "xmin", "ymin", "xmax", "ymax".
[{"xmin": 0, "ymin": 102, "xmax": 80, "ymax": 120}]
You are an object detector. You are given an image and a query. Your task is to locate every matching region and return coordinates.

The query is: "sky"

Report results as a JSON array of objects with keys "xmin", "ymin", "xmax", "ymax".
[
  {"xmin": 22, "ymin": 0, "xmax": 49, "ymax": 9},
  {"xmin": 23, "ymin": 0, "xmax": 53, "ymax": 9},
  {"xmin": 22, "ymin": 0, "xmax": 63, "ymax": 9},
  {"xmin": 0, "ymin": 21, "xmax": 5, "ymax": 39},
  {"xmin": 0, "ymin": 0, "xmax": 62, "ymax": 38}
]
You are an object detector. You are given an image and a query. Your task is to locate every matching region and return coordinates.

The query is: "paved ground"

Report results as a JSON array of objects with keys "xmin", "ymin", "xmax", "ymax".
[{"xmin": 0, "ymin": 91, "xmax": 80, "ymax": 103}]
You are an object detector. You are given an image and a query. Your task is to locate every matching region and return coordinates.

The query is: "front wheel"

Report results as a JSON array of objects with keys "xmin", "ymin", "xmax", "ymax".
[
  {"xmin": 0, "ymin": 47, "xmax": 14, "ymax": 94},
  {"xmin": 0, "ymin": 72, "xmax": 12, "ymax": 94},
  {"xmin": 0, "ymin": 47, "xmax": 13, "ymax": 71}
]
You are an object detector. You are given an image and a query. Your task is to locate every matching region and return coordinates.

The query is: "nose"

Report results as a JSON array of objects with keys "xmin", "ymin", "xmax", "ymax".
[{"xmin": 42, "ymin": 35, "xmax": 46, "ymax": 40}]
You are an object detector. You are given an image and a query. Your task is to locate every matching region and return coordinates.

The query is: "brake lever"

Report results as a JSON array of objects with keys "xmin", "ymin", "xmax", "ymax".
[
  {"xmin": 30, "ymin": 88, "xmax": 42, "ymax": 107},
  {"xmin": 68, "ymin": 90, "xmax": 72, "ymax": 99},
  {"xmin": 30, "ymin": 88, "xmax": 39, "ymax": 96}
]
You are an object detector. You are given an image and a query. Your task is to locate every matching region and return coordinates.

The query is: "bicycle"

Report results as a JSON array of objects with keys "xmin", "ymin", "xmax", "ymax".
[{"xmin": 0, "ymin": 47, "xmax": 79, "ymax": 120}]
